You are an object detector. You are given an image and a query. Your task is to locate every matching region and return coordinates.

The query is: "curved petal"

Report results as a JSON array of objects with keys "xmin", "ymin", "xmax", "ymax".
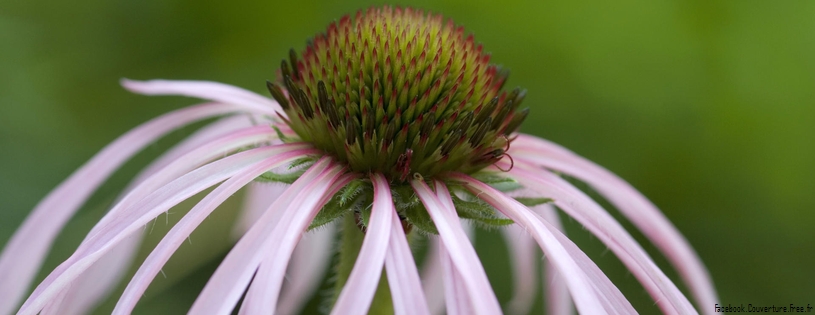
[
  {"xmin": 111, "ymin": 149, "xmax": 312, "ymax": 314},
  {"xmin": 276, "ymin": 223, "xmax": 337, "ymax": 315},
  {"xmin": 121, "ymin": 79, "xmax": 282, "ymax": 116},
  {"xmin": 450, "ymin": 173, "xmax": 633, "ymax": 315},
  {"xmin": 420, "ymin": 237, "xmax": 446, "ymax": 315},
  {"xmin": 411, "ymin": 180, "xmax": 502, "ymax": 315},
  {"xmin": 188, "ymin": 159, "xmax": 345, "ymax": 314},
  {"xmin": 512, "ymin": 134, "xmax": 717, "ymax": 312},
  {"xmin": 440, "ymin": 239, "xmax": 472, "ymax": 315},
  {"xmin": 505, "ymin": 161, "xmax": 696, "ymax": 314},
  {"xmin": 45, "ymin": 115, "xmax": 260, "ymax": 314},
  {"xmin": 231, "ymin": 183, "xmax": 288, "ymax": 240},
  {"xmin": 0, "ymin": 103, "xmax": 240, "ymax": 315},
  {"xmin": 328, "ymin": 173, "xmax": 394, "ymax": 315},
  {"xmin": 536, "ymin": 204, "xmax": 574, "ymax": 315},
  {"xmin": 385, "ymin": 207, "xmax": 431, "ymax": 315},
  {"xmin": 17, "ymin": 145, "xmax": 312, "ymax": 315},
  {"xmin": 502, "ymin": 225, "xmax": 538, "ymax": 315}
]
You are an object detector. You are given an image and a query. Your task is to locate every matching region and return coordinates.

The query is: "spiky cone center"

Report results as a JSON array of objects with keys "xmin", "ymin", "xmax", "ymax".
[{"xmin": 268, "ymin": 6, "xmax": 529, "ymax": 182}]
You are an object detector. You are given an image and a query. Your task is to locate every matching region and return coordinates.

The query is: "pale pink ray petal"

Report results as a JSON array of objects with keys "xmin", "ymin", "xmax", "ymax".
[
  {"xmin": 231, "ymin": 183, "xmax": 288, "ymax": 240},
  {"xmin": 130, "ymin": 114, "xmax": 258, "ymax": 187},
  {"xmin": 275, "ymin": 222, "xmax": 337, "ymax": 315},
  {"xmin": 111, "ymin": 149, "xmax": 314, "ymax": 314},
  {"xmin": 411, "ymin": 180, "xmax": 502, "ymax": 315},
  {"xmin": 45, "ymin": 116, "xmax": 260, "ymax": 314},
  {"xmin": 504, "ymin": 161, "xmax": 695, "ymax": 314},
  {"xmin": 238, "ymin": 170, "xmax": 354, "ymax": 315},
  {"xmin": 439, "ymin": 239, "xmax": 473, "ymax": 315},
  {"xmin": 17, "ymin": 145, "xmax": 311, "ymax": 315},
  {"xmin": 450, "ymin": 174, "xmax": 622, "ymax": 315},
  {"xmin": 0, "ymin": 103, "xmax": 240, "ymax": 315},
  {"xmin": 421, "ymin": 228, "xmax": 475, "ymax": 315},
  {"xmin": 86, "ymin": 125, "xmax": 280, "ymax": 239},
  {"xmin": 420, "ymin": 236, "xmax": 446, "ymax": 315},
  {"xmin": 187, "ymin": 159, "xmax": 344, "ymax": 314},
  {"xmin": 512, "ymin": 134, "xmax": 717, "ymax": 313},
  {"xmin": 121, "ymin": 79, "xmax": 281, "ymax": 116},
  {"xmin": 502, "ymin": 224, "xmax": 538, "ymax": 315},
  {"xmin": 328, "ymin": 173, "xmax": 395, "ymax": 315},
  {"xmin": 536, "ymin": 204, "xmax": 574, "ymax": 315},
  {"xmin": 384, "ymin": 206, "xmax": 431, "ymax": 315},
  {"xmin": 43, "ymin": 234, "xmax": 141, "ymax": 315},
  {"xmin": 229, "ymin": 159, "xmax": 332, "ymax": 315}
]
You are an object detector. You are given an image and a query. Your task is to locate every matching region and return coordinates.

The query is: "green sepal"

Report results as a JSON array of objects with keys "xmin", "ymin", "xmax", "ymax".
[
  {"xmin": 255, "ymin": 168, "xmax": 306, "ymax": 184},
  {"xmin": 392, "ymin": 185, "xmax": 438, "ymax": 235},
  {"xmin": 470, "ymin": 172, "xmax": 522, "ymax": 192},
  {"xmin": 451, "ymin": 191, "xmax": 514, "ymax": 228},
  {"xmin": 513, "ymin": 197, "xmax": 554, "ymax": 207},
  {"xmin": 287, "ymin": 156, "xmax": 316, "ymax": 170},
  {"xmin": 272, "ymin": 125, "xmax": 296, "ymax": 143},
  {"xmin": 309, "ymin": 181, "xmax": 371, "ymax": 230}
]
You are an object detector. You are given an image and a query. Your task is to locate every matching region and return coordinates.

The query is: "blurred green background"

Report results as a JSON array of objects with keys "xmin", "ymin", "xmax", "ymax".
[{"xmin": 1, "ymin": 0, "xmax": 813, "ymax": 314}]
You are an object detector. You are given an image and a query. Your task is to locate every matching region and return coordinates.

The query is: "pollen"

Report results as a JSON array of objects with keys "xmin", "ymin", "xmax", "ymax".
[{"xmin": 267, "ymin": 6, "xmax": 529, "ymax": 182}]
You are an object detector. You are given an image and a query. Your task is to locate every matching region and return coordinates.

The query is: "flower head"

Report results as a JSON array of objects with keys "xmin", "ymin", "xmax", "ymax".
[
  {"xmin": 269, "ymin": 6, "xmax": 526, "ymax": 181},
  {"xmin": 1, "ymin": 5, "xmax": 717, "ymax": 315}
]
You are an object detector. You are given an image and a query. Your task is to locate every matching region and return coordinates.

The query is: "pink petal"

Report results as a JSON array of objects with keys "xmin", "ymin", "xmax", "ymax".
[
  {"xmin": 450, "ymin": 173, "xmax": 630, "ymax": 315},
  {"xmin": 421, "ymin": 227, "xmax": 475, "ymax": 315},
  {"xmin": 17, "ymin": 144, "xmax": 312, "ymax": 315},
  {"xmin": 504, "ymin": 159, "xmax": 697, "ymax": 314},
  {"xmin": 0, "ymin": 103, "xmax": 241, "ymax": 315},
  {"xmin": 231, "ymin": 182, "xmax": 288, "ymax": 240},
  {"xmin": 188, "ymin": 159, "xmax": 344, "ymax": 314},
  {"xmin": 536, "ymin": 205, "xmax": 574, "ymax": 315},
  {"xmin": 384, "ymin": 205, "xmax": 431, "ymax": 315},
  {"xmin": 512, "ymin": 134, "xmax": 717, "ymax": 312},
  {"xmin": 275, "ymin": 223, "xmax": 337, "ymax": 315},
  {"xmin": 111, "ymin": 148, "xmax": 314, "ymax": 314},
  {"xmin": 439, "ymin": 239, "xmax": 473, "ymax": 315},
  {"xmin": 86, "ymin": 125, "xmax": 280, "ymax": 240},
  {"xmin": 502, "ymin": 225, "xmax": 538, "ymax": 315},
  {"xmin": 411, "ymin": 180, "xmax": 502, "ymax": 315},
  {"xmin": 121, "ymin": 79, "xmax": 282, "ymax": 116},
  {"xmin": 420, "ymin": 236, "xmax": 446, "ymax": 315},
  {"xmin": 328, "ymin": 173, "xmax": 395, "ymax": 315},
  {"xmin": 46, "ymin": 116, "xmax": 261, "ymax": 314}
]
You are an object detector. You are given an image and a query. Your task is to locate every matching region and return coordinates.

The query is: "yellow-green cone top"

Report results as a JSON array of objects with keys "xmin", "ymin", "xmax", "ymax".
[{"xmin": 268, "ymin": 6, "xmax": 528, "ymax": 182}]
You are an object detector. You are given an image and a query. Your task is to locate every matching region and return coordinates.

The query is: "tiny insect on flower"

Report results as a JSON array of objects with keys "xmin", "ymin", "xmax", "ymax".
[{"xmin": 0, "ymin": 5, "xmax": 717, "ymax": 315}]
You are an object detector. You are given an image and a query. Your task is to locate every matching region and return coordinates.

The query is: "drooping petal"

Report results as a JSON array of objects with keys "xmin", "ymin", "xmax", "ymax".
[
  {"xmin": 505, "ymin": 161, "xmax": 696, "ymax": 314},
  {"xmin": 17, "ymin": 144, "xmax": 312, "ymax": 315},
  {"xmin": 276, "ymin": 223, "xmax": 337, "ymax": 315},
  {"xmin": 328, "ymin": 173, "xmax": 395, "ymax": 315},
  {"xmin": 121, "ymin": 79, "xmax": 282, "ymax": 116},
  {"xmin": 536, "ymin": 204, "xmax": 574, "ymax": 315},
  {"xmin": 188, "ymin": 159, "xmax": 345, "ymax": 314},
  {"xmin": 420, "ymin": 236, "xmax": 446, "ymax": 315},
  {"xmin": 502, "ymin": 224, "xmax": 538, "ymax": 315},
  {"xmin": 512, "ymin": 134, "xmax": 718, "ymax": 312},
  {"xmin": 45, "ymin": 116, "xmax": 263, "ymax": 314},
  {"xmin": 0, "ymin": 103, "xmax": 241, "ymax": 315},
  {"xmin": 450, "ymin": 173, "xmax": 631, "ymax": 315},
  {"xmin": 439, "ymin": 239, "xmax": 473, "ymax": 315},
  {"xmin": 420, "ymin": 227, "xmax": 475, "ymax": 315},
  {"xmin": 411, "ymin": 180, "xmax": 502, "ymax": 315},
  {"xmin": 111, "ymin": 148, "xmax": 314, "ymax": 314},
  {"xmin": 384, "ymin": 206, "xmax": 431, "ymax": 315},
  {"xmin": 231, "ymin": 182, "xmax": 289, "ymax": 239}
]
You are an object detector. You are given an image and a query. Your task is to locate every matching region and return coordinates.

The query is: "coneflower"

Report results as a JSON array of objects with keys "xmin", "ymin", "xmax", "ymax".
[{"xmin": 0, "ymin": 6, "xmax": 717, "ymax": 315}]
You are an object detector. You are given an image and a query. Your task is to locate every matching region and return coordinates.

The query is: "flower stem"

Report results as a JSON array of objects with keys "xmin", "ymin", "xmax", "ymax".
[{"xmin": 331, "ymin": 213, "xmax": 393, "ymax": 314}]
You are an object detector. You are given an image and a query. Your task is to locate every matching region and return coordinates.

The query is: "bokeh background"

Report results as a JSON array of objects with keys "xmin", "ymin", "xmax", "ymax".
[{"xmin": 1, "ymin": 0, "xmax": 813, "ymax": 314}]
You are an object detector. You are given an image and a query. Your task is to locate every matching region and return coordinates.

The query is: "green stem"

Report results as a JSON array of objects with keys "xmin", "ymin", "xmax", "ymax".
[{"xmin": 332, "ymin": 213, "xmax": 393, "ymax": 314}]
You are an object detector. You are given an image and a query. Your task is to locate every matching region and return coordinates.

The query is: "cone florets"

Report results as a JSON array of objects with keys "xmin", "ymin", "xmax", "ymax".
[{"xmin": 268, "ymin": 6, "xmax": 528, "ymax": 182}]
